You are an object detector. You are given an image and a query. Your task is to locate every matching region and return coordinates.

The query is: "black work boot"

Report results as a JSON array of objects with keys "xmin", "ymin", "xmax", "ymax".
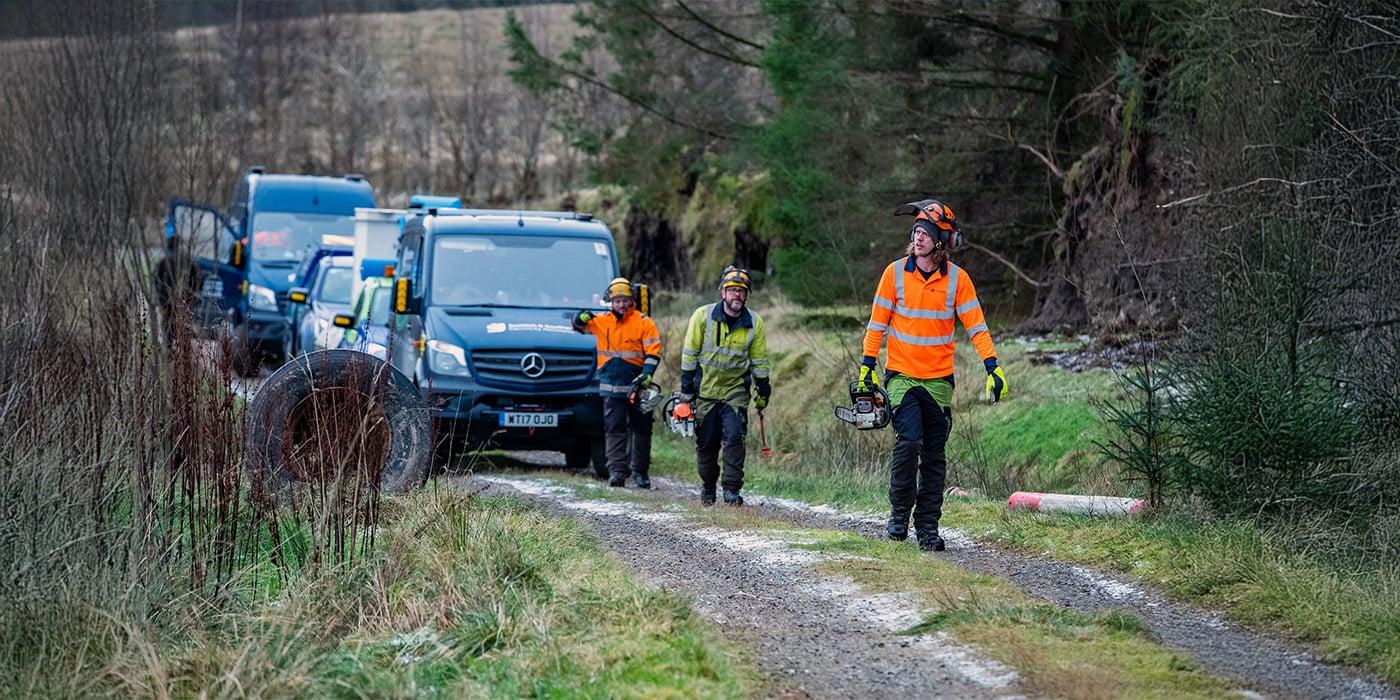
[
  {"xmin": 700, "ymin": 483, "xmax": 716, "ymax": 506},
  {"xmin": 608, "ymin": 472, "xmax": 627, "ymax": 487},
  {"xmin": 886, "ymin": 512, "xmax": 910, "ymax": 541},
  {"xmin": 631, "ymin": 471, "xmax": 651, "ymax": 489},
  {"xmin": 917, "ymin": 531, "xmax": 946, "ymax": 552},
  {"xmin": 723, "ymin": 489, "xmax": 744, "ymax": 506}
]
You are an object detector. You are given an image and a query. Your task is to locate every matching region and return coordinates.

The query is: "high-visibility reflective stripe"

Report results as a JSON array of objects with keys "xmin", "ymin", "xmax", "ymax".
[
  {"xmin": 888, "ymin": 327, "xmax": 955, "ymax": 347},
  {"xmin": 894, "ymin": 305, "xmax": 954, "ymax": 320},
  {"xmin": 874, "ymin": 296, "xmax": 895, "ymax": 310},
  {"xmin": 702, "ymin": 344, "xmax": 749, "ymax": 358},
  {"xmin": 955, "ymin": 298, "xmax": 981, "ymax": 315},
  {"xmin": 681, "ymin": 347, "xmax": 700, "ymax": 370},
  {"xmin": 699, "ymin": 357, "xmax": 750, "ymax": 370},
  {"xmin": 640, "ymin": 334, "xmax": 660, "ymax": 344},
  {"xmin": 965, "ymin": 322, "xmax": 988, "ymax": 335},
  {"xmin": 601, "ymin": 349, "xmax": 645, "ymax": 359},
  {"xmin": 600, "ymin": 382, "xmax": 632, "ymax": 394},
  {"xmin": 868, "ymin": 321, "xmax": 888, "ymax": 332}
]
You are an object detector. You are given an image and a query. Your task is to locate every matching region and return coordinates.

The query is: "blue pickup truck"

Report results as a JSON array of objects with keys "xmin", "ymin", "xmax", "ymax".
[
  {"xmin": 387, "ymin": 207, "xmax": 620, "ymax": 472},
  {"xmin": 165, "ymin": 166, "xmax": 376, "ymax": 374}
]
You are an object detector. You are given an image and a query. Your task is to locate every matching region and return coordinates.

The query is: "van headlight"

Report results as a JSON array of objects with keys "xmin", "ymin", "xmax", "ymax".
[
  {"xmin": 427, "ymin": 339, "xmax": 471, "ymax": 376},
  {"xmin": 248, "ymin": 284, "xmax": 278, "ymax": 312}
]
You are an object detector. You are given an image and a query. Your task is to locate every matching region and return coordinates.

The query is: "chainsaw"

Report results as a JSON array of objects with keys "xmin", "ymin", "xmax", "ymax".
[
  {"xmin": 662, "ymin": 392, "xmax": 695, "ymax": 437},
  {"xmin": 628, "ymin": 377, "xmax": 665, "ymax": 413},
  {"xmin": 834, "ymin": 380, "xmax": 891, "ymax": 430}
]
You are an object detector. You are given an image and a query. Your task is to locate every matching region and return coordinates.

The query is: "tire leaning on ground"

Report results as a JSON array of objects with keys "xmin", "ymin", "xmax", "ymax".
[{"xmin": 245, "ymin": 349, "xmax": 431, "ymax": 496}]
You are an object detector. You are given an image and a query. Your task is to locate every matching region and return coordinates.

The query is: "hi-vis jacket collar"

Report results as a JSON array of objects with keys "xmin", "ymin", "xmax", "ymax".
[
  {"xmin": 709, "ymin": 302, "xmax": 754, "ymax": 328},
  {"xmin": 904, "ymin": 256, "xmax": 949, "ymax": 277}
]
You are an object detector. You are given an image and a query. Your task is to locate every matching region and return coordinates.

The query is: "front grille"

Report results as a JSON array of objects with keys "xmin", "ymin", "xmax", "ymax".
[{"xmin": 471, "ymin": 348, "xmax": 594, "ymax": 387}]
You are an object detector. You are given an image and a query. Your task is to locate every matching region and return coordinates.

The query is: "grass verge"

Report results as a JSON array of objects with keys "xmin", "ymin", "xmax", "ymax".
[
  {"xmin": 3, "ymin": 488, "xmax": 753, "ymax": 698},
  {"xmin": 641, "ymin": 295, "xmax": 1400, "ymax": 687}
]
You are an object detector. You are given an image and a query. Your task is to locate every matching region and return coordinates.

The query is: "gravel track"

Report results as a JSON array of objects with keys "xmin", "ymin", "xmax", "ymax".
[{"xmin": 460, "ymin": 459, "xmax": 1398, "ymax": 700}]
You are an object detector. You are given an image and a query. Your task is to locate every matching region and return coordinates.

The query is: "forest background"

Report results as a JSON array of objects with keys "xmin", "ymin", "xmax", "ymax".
[{"xmin": 0, "ymin": 0, "xmax": 1397, "ymax": 693}]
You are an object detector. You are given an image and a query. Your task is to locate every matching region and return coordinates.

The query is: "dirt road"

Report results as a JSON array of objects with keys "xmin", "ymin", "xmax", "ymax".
[{"xmin": 462, "ymin": 464, "xmax": 1398, "ymax": 700}]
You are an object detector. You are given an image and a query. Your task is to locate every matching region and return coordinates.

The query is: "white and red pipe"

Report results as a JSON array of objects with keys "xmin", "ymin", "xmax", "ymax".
[{"xmin": 1007, "ymin": 491, "xmax": 1144, "ymax": 516}]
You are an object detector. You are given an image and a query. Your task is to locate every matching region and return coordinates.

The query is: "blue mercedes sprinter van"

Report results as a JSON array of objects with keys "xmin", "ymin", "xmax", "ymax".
[
  {"xmin": 388, "ymin": 208, "xmax": 619, "ymax": 471},
  {"xmin": 165, "ymin": 166, "xmax": 375, "ymax": 374}
]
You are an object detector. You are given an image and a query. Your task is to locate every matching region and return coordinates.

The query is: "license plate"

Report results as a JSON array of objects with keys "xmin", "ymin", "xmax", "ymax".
[
  {"xmin": 201, "ymin": 276, "xmax": 223, "ymax": 297},
  {"xmin": 500, "ymin": 412, "xmax": 558, "ymax": 428}
]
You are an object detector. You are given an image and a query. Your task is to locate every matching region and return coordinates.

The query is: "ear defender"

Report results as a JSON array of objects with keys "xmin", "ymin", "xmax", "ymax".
[{"xmin": 910, "ymin": 221, "xmax": 958, "ymax": 249}]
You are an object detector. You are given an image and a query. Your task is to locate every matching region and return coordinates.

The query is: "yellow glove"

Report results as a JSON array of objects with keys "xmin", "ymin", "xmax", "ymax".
[
  {"xmin": 754, "ymin": 395, "xmax": 769, "ymax": 410},
  {"xmin": 857, "ymin": 364, "xmax": 880, "ymax": 391},
  {"xmin": 985, "ymin": 366, "xmax": 1007, "ymax": 403}
]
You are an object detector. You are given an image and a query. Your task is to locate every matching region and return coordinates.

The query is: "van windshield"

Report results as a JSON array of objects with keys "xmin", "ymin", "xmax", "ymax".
[
  {"xmin": 250, "ymin": 212, "xmax": 356, "ymax": 262},
  {"xmin": 430, "ymin": 234, "xmax": 616, "ymax": 308}
]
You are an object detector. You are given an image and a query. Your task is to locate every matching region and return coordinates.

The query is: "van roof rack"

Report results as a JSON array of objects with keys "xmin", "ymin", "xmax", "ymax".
[{"xmin": 425, "ymin": 208, "xmax": 594, "ymax": 221}]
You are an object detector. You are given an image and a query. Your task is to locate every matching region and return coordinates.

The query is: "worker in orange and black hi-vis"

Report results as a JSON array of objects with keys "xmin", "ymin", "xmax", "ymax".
[
  {"xmin": 679, "ymin": 266, "xmax": 770, "ymax": 506},
  {"xmin": 859, "ymin": 199, "xmax": 1008, "ymax": 552},
  {"xmin": 574, "ymin": 277, "xmax": 662, "ymax": 488}
]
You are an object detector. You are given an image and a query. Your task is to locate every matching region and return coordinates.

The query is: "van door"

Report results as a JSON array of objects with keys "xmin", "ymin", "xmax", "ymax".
[
  {"xmin": 165, "ymin": 199, "xmax": 245, "ymax": 332},
  {"xmin": 390, "ymin": 230, "xmax": 423, "ymax": 382}
]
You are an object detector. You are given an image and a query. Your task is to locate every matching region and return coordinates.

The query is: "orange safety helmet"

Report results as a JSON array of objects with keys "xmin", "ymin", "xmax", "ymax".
[
  {"xmin": 895, "ymin": 199, "xmax": 963, "ymax": 251},
  {"xmin": 605, "ymin": 277, "xmax": 633, "ymax": 300},
  {"xmin": 718, "ymin": 266, "xmax": 751, "ymax": 292}
]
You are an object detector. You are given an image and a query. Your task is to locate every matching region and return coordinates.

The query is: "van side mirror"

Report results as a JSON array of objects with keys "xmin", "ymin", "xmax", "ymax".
[
  {"xmin": 287, "ymin": 287, "xmax": 309, "ymax": 304},
  {"xmin": 394, "ymin": 277, "xmax": 416, "ymax": 314}
]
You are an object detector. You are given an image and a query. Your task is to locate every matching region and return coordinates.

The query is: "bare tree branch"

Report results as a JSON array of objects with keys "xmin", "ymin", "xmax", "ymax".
[
  {"xmin": 674, "ymin": 1, "xmax": 766, "ymax": 51},
  {"xmin": 1157, "ymin": 177, "xmax": 1340, "ymax": 209},
  {"xmin": 964, "ymin": 241, "xmax": 1044, "ymax": 288},
  {"xmin": 638, "ymin": 4, "xmax": 761, "ymax": 68}
]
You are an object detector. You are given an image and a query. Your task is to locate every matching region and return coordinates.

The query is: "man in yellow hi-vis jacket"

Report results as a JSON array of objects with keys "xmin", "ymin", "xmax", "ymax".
[
  {"xmin": 678, "ymin": 266, "xmax": 771, "ymax": 506},
  {"xmin": 860, "ymin": 199, "xmax": 1008, "ymax": 551}
]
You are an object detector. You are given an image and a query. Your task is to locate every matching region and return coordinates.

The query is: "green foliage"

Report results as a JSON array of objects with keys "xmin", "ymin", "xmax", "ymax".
[
  {"xmin": 1175, "ymin": 223, "xmax": 1363, "ymax": 516},
  {"xmin": 1093, "ymin": 354, "xmax": 1188, "ymax": 507},
  {"xmin": 748, "ymin": 3, "xmax": 886, "ymax": 305}
]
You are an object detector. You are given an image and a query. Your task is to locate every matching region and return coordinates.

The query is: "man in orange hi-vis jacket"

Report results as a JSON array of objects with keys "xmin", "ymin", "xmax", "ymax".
[
  {"xmin": 574, "ymin": 277, "xmax": 663, "ymax": 488},
  {"xmin": 859, "ymin": 199, "xmax": 1008, "ymax": 552}
]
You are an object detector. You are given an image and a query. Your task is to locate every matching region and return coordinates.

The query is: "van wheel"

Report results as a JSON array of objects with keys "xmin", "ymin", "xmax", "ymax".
[
  {"xmin": 245, "ymin": 349, "xmax": 431, "ymax": 498},
  {"xmin": 565, "ymin": 437, "xmax": 608, "ymax": 479}
]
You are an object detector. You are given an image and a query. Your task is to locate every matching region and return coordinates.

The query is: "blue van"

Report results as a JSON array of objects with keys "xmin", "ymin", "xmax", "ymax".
[
  {"xmin": 165, "ymin": 166, "xmax": 375, "ymax": 373},
  {"xmin": 388, "ymin": 208, "xmax": 620, "ymax": 471}
]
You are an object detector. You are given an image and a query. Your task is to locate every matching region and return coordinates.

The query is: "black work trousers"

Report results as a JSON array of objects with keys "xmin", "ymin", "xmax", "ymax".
[
  {"xmin": 695, "ymin": 400, "xmax": 748, "ymax": 492},
  {"xmin": 603, "ymin": 395, "xmax": 654, "ymax": 476},
  {"xmin": 888, "ymin": 386, "xmax": 952, "ymax": 534}
]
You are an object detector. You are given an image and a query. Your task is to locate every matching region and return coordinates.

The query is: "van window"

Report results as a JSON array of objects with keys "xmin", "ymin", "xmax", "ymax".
[
  {"xmin": 430, "ymin": 234, "xmax": 615, "ymax": 307},
  {"xmin": 249, "ymin": 212, "xmax": 357, "ymax": 262},
  {"xmin": 316, "ymin": 266, "xmax": 355, "ymax": 305},
  {"xmin": 366, "ymin": 285, "xmax": 394, "ymax": 327}
]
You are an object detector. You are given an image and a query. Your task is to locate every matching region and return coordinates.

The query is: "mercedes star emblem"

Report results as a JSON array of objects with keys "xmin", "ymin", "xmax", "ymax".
[{"xmin": 520, "ymin": 352, "xmax": 547, "ymax": 378}]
